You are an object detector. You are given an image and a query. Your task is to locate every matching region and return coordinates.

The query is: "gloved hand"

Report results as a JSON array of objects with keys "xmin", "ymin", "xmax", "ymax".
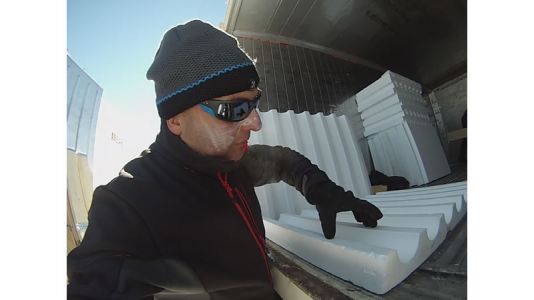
[{"xmin": 306, "ymin": 181, "xmax": 383, "ymax": 239}]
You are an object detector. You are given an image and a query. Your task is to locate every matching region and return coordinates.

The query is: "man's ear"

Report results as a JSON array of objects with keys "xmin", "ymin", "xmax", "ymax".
[{"xmin": 166, "ymin": 115, "xmax": 182, "ymax": 136}]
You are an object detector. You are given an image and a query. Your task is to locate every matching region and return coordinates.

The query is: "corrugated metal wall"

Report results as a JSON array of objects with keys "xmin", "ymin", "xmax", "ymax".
[
  {"xmin": 67, "ymin": 55, "xmax": 103, "ymax": 249},
  {"xmin": 67, "ymin": 55, "xmax": 103, "ymax": 167},
  {"xmin": 237, "ymin": 37, "xmax": 381, "ymax": 115}
]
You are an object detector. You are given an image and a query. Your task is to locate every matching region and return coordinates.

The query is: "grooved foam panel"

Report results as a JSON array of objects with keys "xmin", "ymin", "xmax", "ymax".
[
  {"xmin": 333, "ymin": 96, "xmax": 373, "ymax": 175},
  {"xmin": 264, "ymin": 183, "xmax": 466, "ymax": 294},
  {"xmin": 251, "ymin": 109, "xmax": 466, "ymax": 294}
]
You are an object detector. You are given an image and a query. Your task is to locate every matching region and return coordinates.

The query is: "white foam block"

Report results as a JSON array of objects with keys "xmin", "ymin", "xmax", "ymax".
[
  {"xmin": 264, "ymin": 184, "xmax": 466, "ymax": 294},
  {"xmin": 300, "ymin": 210, "xmax": 448, "ymax": 244},
  {"xmin": 365, "ymin": 190, "xmax": 466, "ymax": 203},
  {"xmin": 265, "ymin": 214, "xmax": 439, "ymax": 294},
  {"xmin": 376, "ymin": 181, "xmax": 467, "ymax": 201},
  {"xmin": 249, "ymin": 108, "xmax": 465, "ymax": 294}
]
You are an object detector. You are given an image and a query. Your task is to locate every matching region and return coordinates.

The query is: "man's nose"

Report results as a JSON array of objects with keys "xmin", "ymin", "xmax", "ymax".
[{"xmin": 240, "ymin": 109, "xmax": 262, "ymax": 132}]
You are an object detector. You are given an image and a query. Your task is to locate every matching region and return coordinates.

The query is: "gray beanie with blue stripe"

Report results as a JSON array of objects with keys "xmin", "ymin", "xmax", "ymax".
[{"xmin": 147, "ymin": 20, "xmax": 260, "ymax": 120}]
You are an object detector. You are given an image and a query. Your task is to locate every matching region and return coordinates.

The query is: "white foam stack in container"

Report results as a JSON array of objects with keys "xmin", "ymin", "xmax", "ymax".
[
  {"xmin": 334, "ymin": 96, "xmax": 372, "ymax": 173},
  {"xmin": 355, "ymin": 71, "xmax": 450, "ymax": 186},
  {"xmin": 376, "ymin": 181, "xmax": 467, "ymax": 200},
  {"xmin": 249, "ymin": 110, "xmax": 466, "ymax": 294}
]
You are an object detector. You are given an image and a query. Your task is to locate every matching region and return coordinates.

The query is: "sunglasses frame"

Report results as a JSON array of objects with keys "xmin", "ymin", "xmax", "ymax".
[{"xmin": 200, "ymin": 90, "xmax": 261, "ymax": 122}]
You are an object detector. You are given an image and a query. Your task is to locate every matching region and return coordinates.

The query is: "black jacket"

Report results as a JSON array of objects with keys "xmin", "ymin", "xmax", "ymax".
[{"xmin": 67, "ymin": 124, "xmax": 329, "ymax": 300}]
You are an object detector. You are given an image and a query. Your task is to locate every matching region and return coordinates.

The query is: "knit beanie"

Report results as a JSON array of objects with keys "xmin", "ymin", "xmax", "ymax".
[{"xmin": 147, "ymin": 20, "xmax": 260, "ymax": 120}]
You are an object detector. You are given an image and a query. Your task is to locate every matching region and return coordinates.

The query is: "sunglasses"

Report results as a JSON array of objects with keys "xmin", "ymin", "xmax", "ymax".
[{"xmin": 199, "ymin": 90, "xmax": 261, "ymax": 122}]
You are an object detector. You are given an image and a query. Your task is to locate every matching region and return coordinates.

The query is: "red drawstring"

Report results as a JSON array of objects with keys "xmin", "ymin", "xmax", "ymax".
[
  {"xmin": 217, "ymin": 171, "xmax": 234, "ymax": 198},
  {"xmin": 216, "ymin": 171, "xmax": 272, "ymax": 282},
  {"xmin": 235, "ymin": 187, "xmax": 267, "ymax": 251}
]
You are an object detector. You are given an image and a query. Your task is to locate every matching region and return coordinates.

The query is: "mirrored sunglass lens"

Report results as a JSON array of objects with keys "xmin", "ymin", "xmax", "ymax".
[
  {"xmin": 231, "ymin": 101, "xmax": 252, "ymax": 120},
  {"xmin": 203, "ymin": 98, "xmax": 259, "ymax": 122},
  {"xmin": 234, "ymin": 99, "xmax": 260, "ymax": 121}
]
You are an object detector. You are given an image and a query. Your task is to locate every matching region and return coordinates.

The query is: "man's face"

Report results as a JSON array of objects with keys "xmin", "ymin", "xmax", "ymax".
[{"xmin": 167, "ymin": 89, "xmax": 262, "ymax": 161}]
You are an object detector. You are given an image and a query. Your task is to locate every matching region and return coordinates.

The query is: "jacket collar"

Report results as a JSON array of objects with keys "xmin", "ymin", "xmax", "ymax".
[{"xmin": 150, "ymin": 121, "xmax": 239, "ymax": 175}]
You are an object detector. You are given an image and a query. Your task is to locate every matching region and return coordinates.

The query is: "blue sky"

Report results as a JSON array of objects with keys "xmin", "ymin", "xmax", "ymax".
[
  {"xmin": 67, "ymin": 0, "xmax": 230, "ymax": 186},
  {"xmin": 68, "ymin": 0, "xmax": 228, "ymax": 108}
]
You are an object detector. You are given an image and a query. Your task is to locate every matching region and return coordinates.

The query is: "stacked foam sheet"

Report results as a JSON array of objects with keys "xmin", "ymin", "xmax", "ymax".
[
  {"xmin": 249, "ymin": 110, "xmax": 372, "ymax": 219},
  {"xmin": 264, "ymin": 182, "xmax": 467, "ymax": 294},
  {"xmin": 334, "ymin": 95, "xmax": 373, "ymax": 174},
  {"xmin": 356, "ymin": 70, "xmax": 450, "ymax": 185},
  {"xmin": 375, "ymin": 181, "xmax": 467, "ymax": 199}
]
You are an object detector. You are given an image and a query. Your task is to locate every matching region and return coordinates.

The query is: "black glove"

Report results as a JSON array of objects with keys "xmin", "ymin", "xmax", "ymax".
[
  {"xmin": 306, "ymin": 181, "xmax": 383, "ymax": 239},
  {"xmin": 387, "ymin": 176, "xmax": 409, "ymax": 191},
  {"xmin": 369, "ymin": 170, "xmax": 409, "ymax": 191}
]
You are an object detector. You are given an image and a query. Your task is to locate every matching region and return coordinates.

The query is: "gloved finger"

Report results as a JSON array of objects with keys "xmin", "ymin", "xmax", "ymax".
[
  {"xmin": 338, "ymin": 198, "xmax": 363, "ymax": 212},
  {"xmin": 367, "ymin": 205, "xmax": 383, "ymax": 220},
  {"xmin": 339, "ymin": 199, "xmax": 383, "ymax": 221},
  {"xmin": 362, "ymin": 218, "xmax": 378, "ymax": 228},
  {"xmin": 352, "ymin": 211, "xmax": 364, "ymax": 223},
  {"xmin": 357, "ymin": 201, "xmax": 383, "ymax": 220},
  {"xmin": 353, "ymin": 210, "xmax": 380, "ymax": 227},
  {"xmin": 318, "ymin": 207, "xmax": 337, "ymax": 239}
]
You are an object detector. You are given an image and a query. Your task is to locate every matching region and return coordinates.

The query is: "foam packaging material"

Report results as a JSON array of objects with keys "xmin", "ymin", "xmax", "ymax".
[
  {"xmin": 354, "ymin": 70, "xmax": 451, "ymax": 186},
  {"xmin": 251, "ymin": 109, "xmax": 466, "ymax": 294},
  {"xmin": 264, "ymin": 183, "xmax": 466, "ymax": 294}
]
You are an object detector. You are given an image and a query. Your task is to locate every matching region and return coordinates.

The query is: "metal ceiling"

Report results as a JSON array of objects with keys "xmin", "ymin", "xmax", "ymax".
[{"xmin": 224, "ymin": 0, "xmax": 467, "ymax": 89}]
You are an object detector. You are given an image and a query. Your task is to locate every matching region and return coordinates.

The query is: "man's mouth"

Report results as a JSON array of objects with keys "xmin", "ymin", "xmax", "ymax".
[{"xmin": 236, "ymin": 138, "xmax": 249, "ymax": 145}]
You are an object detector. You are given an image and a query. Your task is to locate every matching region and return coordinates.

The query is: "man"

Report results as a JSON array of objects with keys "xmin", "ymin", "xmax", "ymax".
[{"xmin": 67, "ymin": 20, "xmax": 383, "ymax": 299}]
